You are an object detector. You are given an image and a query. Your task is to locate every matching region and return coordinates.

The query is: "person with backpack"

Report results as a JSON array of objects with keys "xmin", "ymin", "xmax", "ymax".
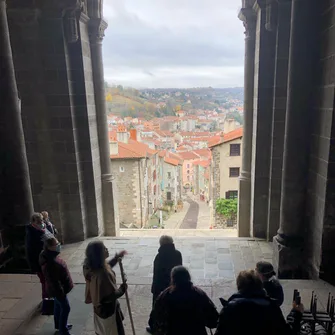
[
  {"xmin": 215, "ymin": 270, "xmax": 303, "ymax": 335},
  {"xmin": 152, "ymin": 266, "xmax": 218, "ymax": 335},
  {"xmin": 39, "ymin": 237, "xmax": 74, "ymax": 335}
]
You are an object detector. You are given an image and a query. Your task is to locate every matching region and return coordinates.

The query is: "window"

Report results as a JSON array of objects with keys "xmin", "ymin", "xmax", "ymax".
[
  {"xmin": 187, "ymin": 164, "xmax": 190, "ymax": 168},
  {"xmin": 168, "ymin": 183, "xmax": 171, "ymax": 188},
  {"xmin": 187, "ymin": 175, "xmax": 190, "ymax": 181},
  {"xmin": 229, "ymin": 167, "xmax": 240, "ymax": 177},
  {"xmin": 119, "ymin": 166, "xmax": 125, "ymax": 173},
  {"xmin": 187, "ymin": 170, "xmax": 190, "ymax": 174},
  {"xmin": 167, "ymin": 172, "xmax": 171, "ymax": 179},
  {"xmin": 226, "ymin": 191, "xmax": 238, "ymax": 199},
  {"xmin": 230, "ymin": 143, "xmax": 241, "ymax": 156},
  {"xmin": 167, "ymin": 192, "xmax": 172, "ymax": 200}
]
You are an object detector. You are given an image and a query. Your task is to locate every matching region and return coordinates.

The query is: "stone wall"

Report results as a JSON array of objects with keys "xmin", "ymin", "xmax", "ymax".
[
  {"xmin": 111, "ymin": 159, "xmax": 143, "ymax": 227},
  {"xmin": 307, "ymin": 1, "xmax": 335, "ymax": 282}
]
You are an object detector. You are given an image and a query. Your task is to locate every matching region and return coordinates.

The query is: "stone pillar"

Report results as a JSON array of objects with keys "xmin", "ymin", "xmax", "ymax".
[
  {"xmin": 250, "ymin": 0, "xmax": 277, "ymax": 238},
  {"xmin": 0, "ymin": 0, "xmax": 34, "ymax": 228},
  {"xmin": 267, "ymin": 0, "xmax": 292, "ymax": 240},
  {"xmin": 237, "ymin": 7, "xmax": 256, "ymax": 237},
  {"xmin": 89, "ymin": 18, "xmax": 119, "ymax": 236},
  {"xmin": 273, "ymin": 0, "xmax": 319, "ymax": 278}
]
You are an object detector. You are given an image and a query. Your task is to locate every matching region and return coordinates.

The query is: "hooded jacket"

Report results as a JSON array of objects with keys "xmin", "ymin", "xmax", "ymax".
[
  {"xmin": 39, "ymin": 249, "xmax": 73, "ymax": 300},
  {"xmin": 215, "ymin": 290, "xmax": 302, "ymax": 335},
  {"xmin": 151, "ymin": 243, "xmax": 182, "ymax": 296}
]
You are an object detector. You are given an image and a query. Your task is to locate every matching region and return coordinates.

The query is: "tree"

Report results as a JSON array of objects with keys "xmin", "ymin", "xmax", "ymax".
[{"xmin": 215, "ymin": 198, "xmax": 237, "ymax": 221}]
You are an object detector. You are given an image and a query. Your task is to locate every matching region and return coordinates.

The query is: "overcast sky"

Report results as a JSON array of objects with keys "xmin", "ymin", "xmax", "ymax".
[{"xmin": 102, "ymin": 0, "xmax": 244, "ymax": 88}]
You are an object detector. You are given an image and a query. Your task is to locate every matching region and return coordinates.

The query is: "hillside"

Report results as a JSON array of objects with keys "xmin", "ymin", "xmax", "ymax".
[{"xmin": 105, "ymin": 84, "xmax": 243, "ymax": 120}]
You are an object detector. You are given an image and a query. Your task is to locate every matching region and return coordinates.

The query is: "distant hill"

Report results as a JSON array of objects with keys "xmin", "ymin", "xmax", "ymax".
[{"xmin": 105, "ymin": 84, "xmax": 243, "ymax": 119}]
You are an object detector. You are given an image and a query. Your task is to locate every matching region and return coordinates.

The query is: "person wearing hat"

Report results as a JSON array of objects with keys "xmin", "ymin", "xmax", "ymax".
[{"xmin": 256, "ymin": 261, "xmax": 284, "ymax": 306}]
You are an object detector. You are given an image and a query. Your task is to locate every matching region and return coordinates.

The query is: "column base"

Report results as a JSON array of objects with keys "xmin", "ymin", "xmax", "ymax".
[
  {"xmin": 101, "ymin": 174, "xmax": 119, "ymax": 236},
  {"xmin": 238, "ymin": 173, "xmax": 251, "ymax": 237},
  {"xmin": 273, "ymin": 234, "xmax": 309, "ymax": 279}
]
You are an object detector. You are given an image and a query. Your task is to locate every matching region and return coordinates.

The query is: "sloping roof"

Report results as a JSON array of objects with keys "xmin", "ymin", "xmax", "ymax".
[
  {"xmin": 110, "ymin": 139, "xmax": 157, "ymax": 160},
  {"xmin": 164, "ymin": 157, "xmax": 179, "ymax": 166},
  {"xmin": 178, "ymin": 151, "xmax": 200, "ymax": 160},
  {"xmin": 110, "ymin": 142, "xmax": 145, "ymax": 160},
  {"xmin": 193, "ymin": 148, "xmax": 211, "ymax": 158},
  {"xmin": 193, "ymin": 160, "xmax": 210, "ymax": 167},
  {"xmin": 180, "ymin": 131, "xmax": 211, "ymax": 137},
  {"xmin": 208, "ymin": 127, "xmax": 243, "ymax": 148}
]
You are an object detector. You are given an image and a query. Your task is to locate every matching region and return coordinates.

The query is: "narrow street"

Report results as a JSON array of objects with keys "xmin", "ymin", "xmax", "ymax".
[{"xmin": 180, "ymin": 197, "xmax": 200, "ymax": 229}]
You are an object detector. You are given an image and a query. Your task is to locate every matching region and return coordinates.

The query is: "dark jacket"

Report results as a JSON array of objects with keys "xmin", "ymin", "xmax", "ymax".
[
  {"xmin": 215, "ymin": 290, "xmax": 302, "ymax": 335},
  {"xmin": 45, "ymin": 220, "xmax": 58, "ymax": 236},
  {"xmin": 39, "ymin": 249, "xmax": 74, "ymax": 300},
  {"xmin": 25, "ymin": 224, "xmax": 53, "ymax": 273},
  {"xmin": 153, "ymin": 284, "xmax": 219, "ymax": 335},
  {"xmin": 263, "ymin": 276, "xmax": 284, "ymax": 306},
  {"xmin": 151, "ymin": 244, "xmax": 182, "ymax": 296}
]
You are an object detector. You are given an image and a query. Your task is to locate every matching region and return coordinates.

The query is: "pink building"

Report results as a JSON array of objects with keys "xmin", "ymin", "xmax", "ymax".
[{"xmin": 178, "ymin": 151, "xmax": 201, "ymax": 189}]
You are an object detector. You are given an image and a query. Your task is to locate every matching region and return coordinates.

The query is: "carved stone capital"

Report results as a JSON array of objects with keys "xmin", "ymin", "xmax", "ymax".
[
  {"xmin": 238, "ymin": 7, "xmax": 257, "ymax": 39},
  {"xmin": 89, "ymin": 18, "xmax": 108, "ymax": 43}
]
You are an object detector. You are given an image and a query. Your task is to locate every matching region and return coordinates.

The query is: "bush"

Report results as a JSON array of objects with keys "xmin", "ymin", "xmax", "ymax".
[{"xmin": 215, "ymin": 198, "xmax": 237, "ymax": 219}]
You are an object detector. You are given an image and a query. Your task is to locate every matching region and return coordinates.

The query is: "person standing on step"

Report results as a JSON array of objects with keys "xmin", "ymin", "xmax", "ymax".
[
  {"xmin": 83, "ymin": 241, "xmax": 128, "ymax": 335},
  {"xmin": 41, "ymin": 211, "xmax": 58, "ymax": 237},
  {"xmin": 40, "ymin": 237, "xmax": 74, "ymax": 335},
  {"xmin": 153, "ymin": 266, "xmax": 219, "ymax": 335},
  {"xmin": 256, "ymin": 261, "xmax": 284, "ymax": 306},
  {"xmin": 147, "ymin": 235, "xmax": 183, "ymax": 334},
  {"xmin": 25, "ymin": 212, "xmax": 54, "ymax": 313}
]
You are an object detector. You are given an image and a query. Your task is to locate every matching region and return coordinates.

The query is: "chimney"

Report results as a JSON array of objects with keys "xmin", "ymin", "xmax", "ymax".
[
  {"xmin": 117, "ymin": 124, "xmax": 129, "ymax": 143},
  {"xmin": 109, "ymin": 141, "xmax": 118, "ymax": 156},
  {"xmin": 129, "ymin": 129, "xmax": 137, "ymax": 141}
]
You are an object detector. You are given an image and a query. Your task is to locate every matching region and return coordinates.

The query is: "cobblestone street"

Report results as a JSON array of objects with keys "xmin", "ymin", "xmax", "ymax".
[{"xmin": 180, "ymin": 197, "xmax": 199, "ymax": 229}]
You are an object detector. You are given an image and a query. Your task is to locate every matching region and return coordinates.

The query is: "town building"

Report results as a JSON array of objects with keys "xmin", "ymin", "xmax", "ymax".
[{"xmin": 209, "ymin": 127, "xmax": 243, "ymax": 227}]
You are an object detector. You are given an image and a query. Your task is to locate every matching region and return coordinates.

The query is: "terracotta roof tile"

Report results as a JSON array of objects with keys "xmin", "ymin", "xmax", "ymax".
[
  {"xmin": 178, "ymin": 151, "xmax": 200, "ymax": 160},
  {"xmin": 208, "ymin": 127, "xmax": 243, "ymax": 148},
  {"xmin": 164, "ymin": 157, "xmax": 179, "ymax": 166}
]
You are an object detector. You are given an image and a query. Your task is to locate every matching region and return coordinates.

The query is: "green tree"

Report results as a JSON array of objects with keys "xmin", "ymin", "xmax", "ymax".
[{"xmin": 215, "ymin": 198, "xmax": 237, "ymax": 220}]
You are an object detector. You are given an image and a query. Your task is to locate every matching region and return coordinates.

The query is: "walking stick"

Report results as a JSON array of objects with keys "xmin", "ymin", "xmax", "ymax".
[{"xmin": 118, "ymin": 258, "xmax": 136, "ymax": 335}]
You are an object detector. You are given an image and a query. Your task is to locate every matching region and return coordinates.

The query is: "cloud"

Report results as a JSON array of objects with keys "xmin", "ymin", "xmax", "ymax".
[{"xmin": 102, "ymin": 0, "xmax": 244, "ymax": 88}]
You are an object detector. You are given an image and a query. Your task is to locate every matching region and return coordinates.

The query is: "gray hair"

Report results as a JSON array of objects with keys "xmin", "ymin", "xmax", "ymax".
[{"xmin": 159, "ymin": 235, "xmax": 173, "ymax": 246}]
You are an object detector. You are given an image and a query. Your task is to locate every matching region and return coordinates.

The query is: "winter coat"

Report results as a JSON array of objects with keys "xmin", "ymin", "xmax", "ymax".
[
  {"xmin": 45, "ymin": 219, "xmax": 58, "ymax": 236},
  {"xmin": 153, "ymin": 283, "xmax": 219, "ymax": 335},
  {"xmin": 39, "ymin": 249, "xmax": 74, "ymax": 300},
  {"xmin": 263, "ymin": 276, "xmax": 284, "ymax": 306},
  {"xmin": 151, "ymin": 244, "xmax": 182, "ymax": 296},
  {"xmin": 215, "ymin": 290, "xmax": 302, "ymax": 335},
  {"xmin": 83, "ymin": 255, "xmax": 125, "ymax": 335},
  {"xmin": 25, "ymin": 224, "xmax": 53, "ymax": 273}
]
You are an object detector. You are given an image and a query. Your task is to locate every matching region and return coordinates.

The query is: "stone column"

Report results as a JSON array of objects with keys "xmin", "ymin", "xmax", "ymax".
[
  {"xmin": 237, "ymin": 7, "xmax": 256, "ymax": 237},
  {"xmin": 273, "ymin": 0, "xmax": 318, "ymax": 278},
  {"xmin": 89, "ymin": 18, "xmax": 119, "ymax": 236},
  {"xmin": 267, "ymin": 0, "xmax": 292, "ymax": 240},
  {"xmin": 0, "ymin": 0, "xmax": 34, "ymax": 227}
]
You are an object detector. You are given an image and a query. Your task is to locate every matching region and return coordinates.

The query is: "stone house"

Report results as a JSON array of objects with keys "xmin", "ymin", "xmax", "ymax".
[
  {"xmin": 109, "ymin": 129, "xmax": 159, "ymax": 228},
  {"xmin": 209, "ymin": 127, "xmax": 243, "ymax": 227}
]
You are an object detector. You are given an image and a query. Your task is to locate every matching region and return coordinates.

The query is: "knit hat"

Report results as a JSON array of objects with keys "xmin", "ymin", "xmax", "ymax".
[{"xmin": 256, "ymin": 261, "xmax": 276, "ymax": 277}]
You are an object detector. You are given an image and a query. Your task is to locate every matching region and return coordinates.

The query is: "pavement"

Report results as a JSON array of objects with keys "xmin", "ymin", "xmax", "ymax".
[
  {"xmin": 162, "ymin": 201, "xmax": 190, "ymax": 229},
  {"xmin": 180, "ymin": 197, "xmax": 199, "ymax": 229},
  {"xmin": 1, "ymin": 237, "xmax": 334, "ymax": 334}
]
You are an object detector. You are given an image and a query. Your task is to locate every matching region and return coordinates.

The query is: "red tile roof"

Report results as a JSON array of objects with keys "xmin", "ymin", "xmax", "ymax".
[
  {"xmin": 110, "ymin": 142, "xmax": 145, "ymax": 159},
  {"xmin": 110, "ymin": 139, "xmax": 157, "ymax": 160},
  {"xmin": 193, "ymin": 148, "xmax": 211, "ymax": 158},
  {"xmin": 208, "ymin": 127, "xmax": 243, "ymax": 148},
  {"xmin": 193, "ymin": 160, "xmax": 210, "ymax": 167},
  {"xmin": 164, "ymin": 157, "xmax": 179, "ymax": 166},
  {"xmin": 178, "ymin": 151, "xmax": 200, "ymax": 160}
]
